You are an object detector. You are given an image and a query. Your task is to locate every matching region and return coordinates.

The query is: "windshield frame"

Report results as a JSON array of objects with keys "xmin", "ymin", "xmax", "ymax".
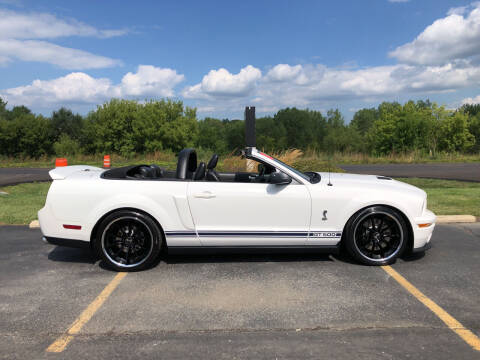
[
  {"xmin": 247, "ymin": 149, "xmax": 314, "ymax": 184},
  {"xmin": 268, "ymin": 157, "xmax": 312, "ymax": 182}
]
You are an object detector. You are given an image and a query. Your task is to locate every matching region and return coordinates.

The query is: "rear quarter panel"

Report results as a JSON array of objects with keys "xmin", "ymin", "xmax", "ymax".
[{"xmin": 43, "ymin": 176, "xmax": 192, "ymax": 244}]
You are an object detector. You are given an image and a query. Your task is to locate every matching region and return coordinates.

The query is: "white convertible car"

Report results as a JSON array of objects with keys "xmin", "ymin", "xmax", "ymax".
[{"xmin": 39, "ymin": 147, "xmax": 435, "ymax": 271}]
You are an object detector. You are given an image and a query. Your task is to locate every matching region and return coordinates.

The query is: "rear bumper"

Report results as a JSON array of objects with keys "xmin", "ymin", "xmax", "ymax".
[
  {"xmin": 44, "ymin": 236, "xmax": 90, "ymax": 249},
  {"xmin": 38, "ymin": 205, "xmax": 90, "ymax": 243}
]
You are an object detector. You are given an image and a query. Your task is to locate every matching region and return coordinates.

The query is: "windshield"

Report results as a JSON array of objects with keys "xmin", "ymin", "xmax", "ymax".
[{"xmin": 268, "ymin": 156, "xmax": 312, "ymax": 182}]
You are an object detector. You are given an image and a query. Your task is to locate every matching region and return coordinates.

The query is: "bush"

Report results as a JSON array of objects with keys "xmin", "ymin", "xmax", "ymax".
[{"xmin": 53, "ymin": 134, "xmax": 81, "ymax": 156}]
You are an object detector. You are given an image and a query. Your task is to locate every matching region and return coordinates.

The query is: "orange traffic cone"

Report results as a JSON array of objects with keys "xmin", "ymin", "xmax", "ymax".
[
  {"xmin": 55, "ymin": 158, "xmax": 68, "ymax": 167},
  {"xmin": 103, "ymin": 155, "xmax": 111, "ymax": 168}
]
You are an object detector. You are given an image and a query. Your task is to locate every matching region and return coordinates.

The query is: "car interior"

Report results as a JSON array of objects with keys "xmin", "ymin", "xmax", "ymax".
[{"xmin": 102, "ymin": 148, "xmax": 281, "ymax": 183}]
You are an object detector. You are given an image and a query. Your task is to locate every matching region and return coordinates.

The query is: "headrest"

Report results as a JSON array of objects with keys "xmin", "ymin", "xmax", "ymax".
[
  {"xmin": 193, "ymin": 162, "xmax": 206, "ymax": 180},
  {"xmin": 207, "ymin": 154, "xmax": 219, "ymax": 170},
  {"xmin": 176, "ymin": 148, "xmax": 197, "ymax": 179}
]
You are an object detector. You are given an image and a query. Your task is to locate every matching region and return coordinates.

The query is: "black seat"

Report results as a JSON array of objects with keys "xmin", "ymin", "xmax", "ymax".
[
  {"xmin": 206, "ymin": 154, "xmax": 220, "ymax": 181},
  {"xmin": 138, "ymin": 165, "xmax": 155, "ymax": 178},
  {"xmin": 193, "ymin": 162, "xmax": 206, "ymax": 180},
  {"xmin": 150, "ymin": 164, "xmax": 164, "ymax": 178}
]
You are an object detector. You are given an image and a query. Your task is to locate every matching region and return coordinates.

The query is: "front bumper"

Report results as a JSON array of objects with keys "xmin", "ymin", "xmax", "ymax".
[
  {"xmin": 412, "ymin": 241, "xmax": 432, "ymax": 253},
  {"xmin": 412, "ymin": 209, "xmax": 436, "ymax": 251}
]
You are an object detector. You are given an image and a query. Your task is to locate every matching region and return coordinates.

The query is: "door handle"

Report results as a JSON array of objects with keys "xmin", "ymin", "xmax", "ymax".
[{"xmin": 194, "ymin": 191, "xmax": 216, "ymax": 199}]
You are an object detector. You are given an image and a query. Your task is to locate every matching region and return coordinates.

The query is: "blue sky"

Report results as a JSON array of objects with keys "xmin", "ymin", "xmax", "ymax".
[{"xmin": 1, "ymin": 0, "xmax": 480, "ymax": 120}]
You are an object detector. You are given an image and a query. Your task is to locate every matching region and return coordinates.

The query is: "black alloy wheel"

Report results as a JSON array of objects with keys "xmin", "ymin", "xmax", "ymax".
[
  {"xmin": 96, "ymin": 210, "xmax": 162, "ymax": 271},
  {"xmin": 345, "ymin": 206, "xmax": 408, "ymax": 265}
]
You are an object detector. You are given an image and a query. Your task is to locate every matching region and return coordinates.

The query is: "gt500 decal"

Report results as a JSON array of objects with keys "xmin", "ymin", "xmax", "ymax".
[{"xmin": 309, "ymin": 232, "xmax": 342, "ymax": 238}]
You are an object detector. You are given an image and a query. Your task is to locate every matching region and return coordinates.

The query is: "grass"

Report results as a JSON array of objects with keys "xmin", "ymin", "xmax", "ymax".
[
  {"xmin": 396, "ymin": 178, "xmax": 480, "ymax": 216},
  {"xmin": 315, "ymin": 151, "xmax": 480, "ymax": 165},
  {"xmin": 0, "ymin": 182, "xmax": 50, "ymax": 225},
  {"xmin": 0, "ymin": 150, "xmax": 344, "ymax": 173},
  {"xmin": 0, "ymin": 177, "xmax": 478, "ymax": 225},
  {"xmin": 2, "ymin": 150, "xmax": 480, "ymax": 168}
]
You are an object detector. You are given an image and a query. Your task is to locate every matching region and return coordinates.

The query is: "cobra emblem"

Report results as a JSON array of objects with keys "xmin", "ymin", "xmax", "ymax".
[{"xmin": 322, "ymin": 210, "xmax": 328, "ymax": 221}]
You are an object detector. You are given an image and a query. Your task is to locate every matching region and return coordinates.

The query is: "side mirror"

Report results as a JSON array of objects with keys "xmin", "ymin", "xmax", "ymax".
[{"xmin": 269, "ymin": 171, "xmax": 292, "ymax": 185}]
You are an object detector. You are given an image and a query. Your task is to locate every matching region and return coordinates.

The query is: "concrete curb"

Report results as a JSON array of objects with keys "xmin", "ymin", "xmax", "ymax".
[
  {"xmin": 436, "ymin": 215, "xmax": 477, "ymax": 224},
  {"xmin": 29, "ymin": 220, "xmax": 40, "ymax": 229}
]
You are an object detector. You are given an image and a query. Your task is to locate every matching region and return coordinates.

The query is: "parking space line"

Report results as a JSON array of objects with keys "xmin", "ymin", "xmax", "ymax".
[
  {"xmin": 46, "ymin": 272, "xmax": 127, "ymax": 353},
  {"xmin": 382, "ymin": 265, "xmax": 480, "ymax": 352}
]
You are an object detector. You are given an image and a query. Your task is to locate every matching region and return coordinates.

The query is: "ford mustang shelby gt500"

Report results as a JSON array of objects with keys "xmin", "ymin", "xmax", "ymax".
[{"xmin": 39, "ymin": 147, "xmax": 435, "ymax": 271}]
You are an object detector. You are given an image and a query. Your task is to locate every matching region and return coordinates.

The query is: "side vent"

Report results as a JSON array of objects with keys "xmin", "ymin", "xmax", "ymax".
[{"xmin": 377, "ymin": 176, "xmax": 393, "ymax": 180}]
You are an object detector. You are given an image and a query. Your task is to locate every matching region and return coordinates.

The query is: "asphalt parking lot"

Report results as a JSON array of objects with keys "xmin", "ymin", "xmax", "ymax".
[{"xmin": 1, "ymin": 224, "xmax": 479, "ymax": 359}]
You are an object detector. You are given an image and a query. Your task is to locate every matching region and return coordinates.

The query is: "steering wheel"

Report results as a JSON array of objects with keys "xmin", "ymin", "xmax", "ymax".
[{"xmin": 257, "ymin": 164, "xmax": 266, "ymax": 177}]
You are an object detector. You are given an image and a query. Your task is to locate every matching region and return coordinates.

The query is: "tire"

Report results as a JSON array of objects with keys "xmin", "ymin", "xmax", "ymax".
[
  {"xmin": 344, "ymin": 206, "xmax": 408, "ymax": 266},
  {"xmin": 94, "ymin": 210, "xmax": 162, "ymax": 271}
]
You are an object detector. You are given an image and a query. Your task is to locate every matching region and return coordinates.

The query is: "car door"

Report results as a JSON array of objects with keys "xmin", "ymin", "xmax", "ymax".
[{"xmin": 187, "ymin": 178, "xmax": 311, "ymax": 246}]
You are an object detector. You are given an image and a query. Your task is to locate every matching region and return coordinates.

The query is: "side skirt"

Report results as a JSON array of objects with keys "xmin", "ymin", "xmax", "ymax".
[{"xmin": 167, "ymin": 245, "xmax": 340, "ymax": 255}]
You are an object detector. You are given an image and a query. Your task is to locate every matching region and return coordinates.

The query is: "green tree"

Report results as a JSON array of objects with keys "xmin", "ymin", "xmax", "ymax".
[
  {"xmin": 0, "ymin": 113, "xmax": 53, "ymax": 157},
  {"xmin": 0, "ymin": 97, "xmax": 7, "ymax": 119},
  {"xmin": 438, "ymin": 111, "xmax": 475, "ymax": 152},
  {"xmin": 197, "ymin": 117, "xmax": 228, "ymax": 153},
  {"xmin": 51, "ymin": 107, "xmax": 84, "ymax": 141},
  {"xmin": 223, "ymin": 119, "xmax": 244, "ymax": 152},
  {"xmin": 6, "ymin": 105, "xmax": 31, "ymax": 120},
  {"xmin": 256, "ymin": 116, "xmax": 287, "ymax": 152},
  {"xmin": 350, "ymin": 108, "xmax": 378, "ymax": 135},
  {"xmin": 273, "ymin": 108, "xmax": 326, "ymax": 150},
  {"xmin": 82, "ymin": 99, "xmax": 198, "ymax": 156}
]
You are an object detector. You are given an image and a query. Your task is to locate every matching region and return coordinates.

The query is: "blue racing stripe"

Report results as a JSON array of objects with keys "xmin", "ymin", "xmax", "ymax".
[{"xmin": 165, "ymin": 230, "xmax": 342, "ymax": 238}]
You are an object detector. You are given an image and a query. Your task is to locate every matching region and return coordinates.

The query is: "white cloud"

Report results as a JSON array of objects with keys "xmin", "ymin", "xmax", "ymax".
[
  {"xmin": 120, "ymin": 65, "xmax": 185, "ymax": 97},
  {"xmin": 0, "ymin": 39, "xmax": 121, "ymax": 69},
  {"xmin": 0, "ymin": 9, "xmax": 127, "ymax": 39},
  {"xmin": 462, "ymin": 94, "xmax": 480, "ymax": 104},
  {"xmin": 390, "ymin": 4, "xmax": 480, "ymax": 65},
  {"xmin": 447, "ymin": 6, "xmax": 468, "ymax": 16},
  {"xmin": 183, "ymin": 65, "xmax": 261, "ymax": 98},
  {"xmin": 388, "ymin": 0, "xmax": 410, "ymax": 3},
  {"xmin": 265, "ymin": 64, "xmax": 302, "ymax": 82},
  {"xmin": 2, "ymin": 73, "xmax": 114, "ymax": 105},
  {"xmin": 0, "ymin": 9, "xmax": 124, "ymax": 69},
  {"xmin": 0, "ymin": 66, "xmax": 185, "ymax": 107},
  {"xmin": 182, "ymin": 60, "xmax": 480, "ymax": 115}
]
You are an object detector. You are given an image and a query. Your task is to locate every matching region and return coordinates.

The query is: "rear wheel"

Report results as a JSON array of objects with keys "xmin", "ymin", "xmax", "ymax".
[
  {"xmin": 344, "ymin": 206, "xmax": 408, "ymax": 265},
  {"xmin": 95, "ymin": 210, "xmax": 162, "ymax": 271}
]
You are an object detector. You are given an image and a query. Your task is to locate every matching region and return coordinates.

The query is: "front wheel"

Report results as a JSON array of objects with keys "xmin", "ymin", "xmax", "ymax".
[
  {"xmin": 95, "ymin": 210, "xmax": 162, "ymax": 271},
  {"xmin": 344, "ymin": 206, "xmax": 408, "ymax": 266}
]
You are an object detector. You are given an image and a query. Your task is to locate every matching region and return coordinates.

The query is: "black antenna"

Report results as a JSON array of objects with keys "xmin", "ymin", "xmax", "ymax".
[
  {"xmin": 245, "ymin": 106, "xmax": 256, "ymax": 148},
  {"xmin": 327, "ymin": 154, "xmax": 333, "ymax": 186}
]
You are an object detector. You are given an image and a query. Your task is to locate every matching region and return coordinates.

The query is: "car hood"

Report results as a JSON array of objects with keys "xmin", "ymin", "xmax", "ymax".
[{"xmin": 316, "ymin": 172, "xmax": 426, "ymax": 197}]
